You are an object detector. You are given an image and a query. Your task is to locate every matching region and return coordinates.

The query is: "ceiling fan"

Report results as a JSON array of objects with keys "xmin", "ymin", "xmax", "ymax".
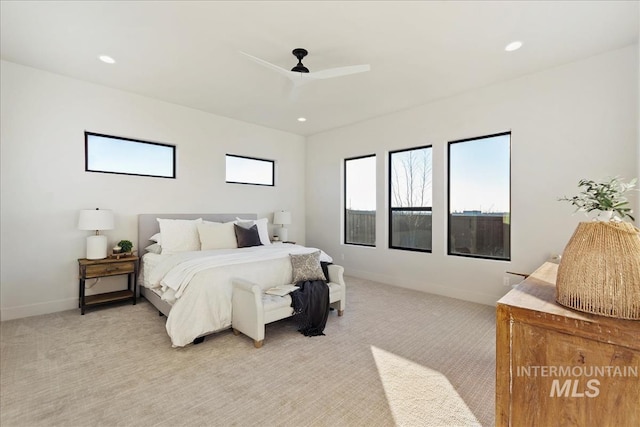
[{"xmin": 240, "ymin": 48, "xmax": 370, "ymax": 87}]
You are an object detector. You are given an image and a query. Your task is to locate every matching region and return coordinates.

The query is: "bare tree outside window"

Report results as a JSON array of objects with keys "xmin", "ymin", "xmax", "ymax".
[{"xmin": 389, "ymin": 145, "xmax": 433, "ymax": 251}]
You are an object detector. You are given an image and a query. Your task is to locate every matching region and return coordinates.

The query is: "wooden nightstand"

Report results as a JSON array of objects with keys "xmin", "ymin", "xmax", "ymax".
[{"xmin": 78, "ymin": 256, "xmax": 139, "ymax": 315}]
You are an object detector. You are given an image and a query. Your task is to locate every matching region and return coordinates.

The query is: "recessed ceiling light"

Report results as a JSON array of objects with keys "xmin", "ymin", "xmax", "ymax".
[
  {"xmin": 504, "ymin": 41, "xmax": 523, "ymax": 52},
  {"xmin": 98, "ymin": 55, "xmax": 116, "ymax": 64},
  {"xmin": 297, "ymin": 117, "xmax": 307, "ymax": 122}
]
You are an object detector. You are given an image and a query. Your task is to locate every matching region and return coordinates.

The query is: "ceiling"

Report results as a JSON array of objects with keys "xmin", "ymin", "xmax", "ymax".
[{"xmin": 1, "ymin": 1, "xmax": 638, "ymax": 137}]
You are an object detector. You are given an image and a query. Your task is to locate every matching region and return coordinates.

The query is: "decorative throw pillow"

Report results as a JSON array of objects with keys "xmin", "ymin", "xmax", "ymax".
[
  {"xmin": 157, "ymin": 218, "xmax": 202, "ymax": 254},
  {"xmin": 197, "ymin": 222, "xmax": 238, "ymax": 250},
  {"xmin": 290, "ymin": 251, "xmax": 327, "ymax": 283},
  {"xmin": 234, "ymin": 224, "xmax": 262, "ymax": 248},
  {"xmin": 234, "ymin": 217, "xmax": 271, "ymax": 245}
]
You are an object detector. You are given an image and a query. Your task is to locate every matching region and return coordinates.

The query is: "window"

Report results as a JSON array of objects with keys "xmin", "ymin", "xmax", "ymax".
[
  {"xmin": 85, "ymin": 132, "xmax": 175, "ymax": 178},
  {"xmin": 344, "ymin": 155, "xmax": 376, "ymax": 246},
  {"xmin": 448, "ymin": 132, "xmax": 511, "ymax": 260},
  {"xmin": 389, "ymin": 145, "xmax": 432, "ymax": 252},
  {"xmin": 225, "ymin": 154, "xmax": 274, "ymax": 186}
]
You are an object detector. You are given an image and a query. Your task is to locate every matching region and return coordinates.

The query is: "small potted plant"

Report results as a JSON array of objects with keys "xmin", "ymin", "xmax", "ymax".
[
  {"xmin": 556, "ymin": 176, "xmax": 640, "ymax": 319},
  {"xmin": 558, "ymin": 176, "xmax": 636, "ymax": 221},
  {"xmin": 117, "ymin": 239, "xmax": 133, "ymax": 255}
]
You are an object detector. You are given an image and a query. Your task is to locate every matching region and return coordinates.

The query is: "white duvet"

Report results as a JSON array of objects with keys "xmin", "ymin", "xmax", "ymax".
[{"xmin": 141, "ymin": 244, "xmax": 331, "ymax": 347}]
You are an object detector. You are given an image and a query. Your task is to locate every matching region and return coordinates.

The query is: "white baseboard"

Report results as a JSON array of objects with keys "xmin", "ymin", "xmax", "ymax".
[
  {"xmin": 346, "ymin": 267, "xmax": 505, "ymax": 307},
  {"xmin": 0, "ymin": 298, "xmax": 77, "ymax": 321},
  {"xmin": 1, "ymin": 270, "xmax": 503, "ymax": 321}
]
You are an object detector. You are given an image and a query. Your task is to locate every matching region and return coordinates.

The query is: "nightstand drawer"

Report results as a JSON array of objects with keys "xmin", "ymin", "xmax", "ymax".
[{"xmin": 85, "ymin": 261, "xmax": 135, "ymax": 278}]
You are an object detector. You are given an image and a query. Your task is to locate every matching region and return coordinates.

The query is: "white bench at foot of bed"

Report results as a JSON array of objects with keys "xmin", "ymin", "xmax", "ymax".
[{"xmin": 231, "ymin": 264, "xmax": 346, "ymax": 348}]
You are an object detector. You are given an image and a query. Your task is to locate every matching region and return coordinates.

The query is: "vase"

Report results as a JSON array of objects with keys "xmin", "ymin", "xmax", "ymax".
[
  {"xmin": 556, "ymin": 221, "xmax": 640, "ymax": 319},
  {"xmin": 594, "ymin": 210, "xmax": 613, "ymax": 222}
]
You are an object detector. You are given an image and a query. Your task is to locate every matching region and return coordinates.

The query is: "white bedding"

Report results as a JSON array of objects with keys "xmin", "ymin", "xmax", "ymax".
[{"xmin": 140, "ymin": 244, "xmax": 332, "ymax": 347}]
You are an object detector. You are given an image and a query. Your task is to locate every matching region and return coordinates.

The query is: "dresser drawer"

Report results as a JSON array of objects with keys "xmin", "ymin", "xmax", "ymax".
[{"xmin": 84, "ymin": 261, "xmax": 135, "ymax": 278}]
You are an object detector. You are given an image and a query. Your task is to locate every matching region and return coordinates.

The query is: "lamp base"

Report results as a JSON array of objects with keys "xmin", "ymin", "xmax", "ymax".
[
  {"xmin": 277, "ymin": 228, "xmax": 288, "ymax": 242},
  {"xmin": 86, "ymin": 235, "xmax": 108, "ymax": 260}
]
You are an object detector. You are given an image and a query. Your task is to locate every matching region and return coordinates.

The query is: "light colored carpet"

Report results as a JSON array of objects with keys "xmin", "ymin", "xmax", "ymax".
[{"xmin": 0, "ymin": 276, "xmax": 495, "ymax": 427}]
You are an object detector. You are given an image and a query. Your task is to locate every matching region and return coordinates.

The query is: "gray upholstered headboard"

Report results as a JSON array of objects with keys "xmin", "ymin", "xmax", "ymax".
[{"xmin": 137, "ymin": 213, "xmax": 257, "ymax": 252}]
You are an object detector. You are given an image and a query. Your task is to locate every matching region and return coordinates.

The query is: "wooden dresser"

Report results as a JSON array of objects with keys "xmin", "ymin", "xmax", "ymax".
[{"xmin": 496, "ymin": 262, "xmax": 640, "ymax": 426}]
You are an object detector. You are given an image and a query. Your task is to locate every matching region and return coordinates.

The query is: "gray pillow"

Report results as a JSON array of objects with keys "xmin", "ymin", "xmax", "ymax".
[
  {"xmin": 290, "ymin": 251, "xmax": 327, "ymax": 283},
  {"xmin": 234, "ymin": 224, "xmax": 262, "ymax": 248}
]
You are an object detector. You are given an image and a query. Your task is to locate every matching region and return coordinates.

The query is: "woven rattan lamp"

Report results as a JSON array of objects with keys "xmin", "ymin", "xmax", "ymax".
[{"xmin": 556, "ymin": 221, "xmax": 640, "ymax": 319}]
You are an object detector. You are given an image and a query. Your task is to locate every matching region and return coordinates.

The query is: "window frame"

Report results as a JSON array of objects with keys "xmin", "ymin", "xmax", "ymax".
[
  {"xmin": 388, "ymin": 145, "xmax": 433, "ymax": 253},
  {"xmin": 344, "ymin": 154, "xmax": 376, "ymax": 247},
  {"xmin": 447, "ymin": 131, "xmax": 511, "ymax": 261},
  {"xmin": 84, "ymin": 131, "xmax": 176, "ymax": 179},
  {"xmin": 225, "ymin": 154, "xmax": 275, "ymax": 187}
]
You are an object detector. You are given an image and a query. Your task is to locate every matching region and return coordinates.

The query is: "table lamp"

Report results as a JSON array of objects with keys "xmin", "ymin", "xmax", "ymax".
[
  {"xmin": 273, "ymin": 210, "xmax": 292, "ymax": 242},
  {"xmin": 78, "ymin": 208, "xmax": 114, "ymax": 259}
]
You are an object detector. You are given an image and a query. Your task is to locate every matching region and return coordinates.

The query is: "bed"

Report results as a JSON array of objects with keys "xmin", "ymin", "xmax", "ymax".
[{"xmin": 137, "ymin": 213, "xmax": 334, "ymax": 347}]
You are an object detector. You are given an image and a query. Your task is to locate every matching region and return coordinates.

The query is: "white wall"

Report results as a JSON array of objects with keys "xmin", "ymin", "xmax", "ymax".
[
  {"xmin": 306, "ymin": 46, "xmax": 639, "ymax": 305},
  {"xmin": 0, "ymin": 60, "xmax": 306, "ymax": 320}
]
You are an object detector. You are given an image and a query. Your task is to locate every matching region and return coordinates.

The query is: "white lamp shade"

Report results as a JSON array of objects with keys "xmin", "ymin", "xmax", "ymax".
[
  {"xmin": 273, "ymin": 211, "xmax": 292, "ymax": 226},
  {"xmin": 78, "ymin": 209, "xmax": 114, "ymax": 231}
]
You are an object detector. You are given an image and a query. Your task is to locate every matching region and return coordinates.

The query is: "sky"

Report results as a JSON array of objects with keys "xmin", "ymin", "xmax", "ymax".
[
  {"xmin": 88, "ymin": 134, "xmax": 276, "ymax": 185},
  {"xmin": 91, "ymin": 133, "xmax": 509, "ymax": 212},
  {"xmin": 87, "ymin": 134, "xmax": 174, "ymax": 177},
  {"xmin": 225, "ymin": 155, "xmax": 273, "ymax": 185},
  {"xmin": 345, "ymin": 156, "xmax": 376, "ymax": 210},
  {"xmin": 345, "ymin": 133, "xmax": 510, "ymax": 213},
  {"xmin": 449, "ymin": 134, "xmax": 510, "ymax": 213}
]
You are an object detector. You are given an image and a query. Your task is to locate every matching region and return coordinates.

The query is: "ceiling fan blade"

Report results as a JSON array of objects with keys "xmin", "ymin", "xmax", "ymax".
[
  {"xmin": 289, "ymin": 73, "xmax": 313, "ymax": 87},
  {"xmin": 288, "ymin": 83, "xmax": 301, "ymax": 102},
  {"xmin": 239, "ymin": 51, "xmax": 291, "ymax": 78},
  {"xmin": 308, "ymin": 64, "xmax": 371, "ymax": 80}
]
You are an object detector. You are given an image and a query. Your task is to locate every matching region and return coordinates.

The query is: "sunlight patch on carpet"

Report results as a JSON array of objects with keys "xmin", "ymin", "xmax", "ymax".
[{"xmin": 371, "ymin": 346, "xmax": 481, "ymax": 426}]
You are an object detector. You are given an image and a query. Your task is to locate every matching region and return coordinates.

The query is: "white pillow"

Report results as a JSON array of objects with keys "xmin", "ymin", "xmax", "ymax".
[
  {"xmin": 197, "ymin": 222, "xmax": 238, "ymax": 250},
  {"xmin": 157, "ymin": 218, "xmax": 202, "ymax": 254},
  {"xmin": 144, "ymin": 243, "xmax": 162, "ymax": 254},
  {"xmin": 149, "ymin": 232, "xmax": 162, "ymax": 245},
  {"xmin": 235, "ymin": 217, "xmax": 271, "ymax": 245}
]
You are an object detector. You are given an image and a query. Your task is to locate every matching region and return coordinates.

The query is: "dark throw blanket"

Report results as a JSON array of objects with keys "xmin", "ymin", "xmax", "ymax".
[{"xmin": 290, "ymin": 280, "xmax": 330, "ymax": 336}]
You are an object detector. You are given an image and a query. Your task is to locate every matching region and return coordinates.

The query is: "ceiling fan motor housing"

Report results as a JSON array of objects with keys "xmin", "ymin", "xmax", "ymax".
[{"xmin": 291, "ymin": 48, "xmax": 310, "ymax": 73}]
